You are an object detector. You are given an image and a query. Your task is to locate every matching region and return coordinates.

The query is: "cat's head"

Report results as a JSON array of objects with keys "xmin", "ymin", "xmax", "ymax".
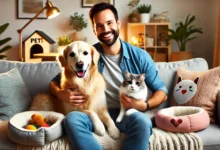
[
  {"xmin": 173, "ymin": 76, "xmax": 199, "ymax": 104},
  {"xmin": 121, "ymin": 70, "xmax": 146, "ymax": 93}
]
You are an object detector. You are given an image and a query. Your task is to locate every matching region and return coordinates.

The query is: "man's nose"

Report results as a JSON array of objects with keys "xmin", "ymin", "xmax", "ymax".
[{"xmin": 103, "ymin": 24, "xmax": 110, "ymax": 32}]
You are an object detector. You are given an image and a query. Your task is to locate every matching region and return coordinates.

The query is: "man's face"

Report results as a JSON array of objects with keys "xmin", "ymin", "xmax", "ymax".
[{"xmin": 92, "ymin": 9, "xmax": 121, "ymax": 47}]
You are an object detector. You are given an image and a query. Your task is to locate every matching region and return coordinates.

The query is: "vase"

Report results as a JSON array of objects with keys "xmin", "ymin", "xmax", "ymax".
[
  {"xmin": 140, "ymin": 13, "xmax": 150, "ymax": 23},
  {"xmin": 171, "ymin": 51, "xmax": 193, "ymax": 61},
  {"xmin": 73, "ymin": 31, "xmax": 87, "ymax": 42},
  {"xmin": 57, "ymin": 46, "xmax": 66, "ymax": 53}
]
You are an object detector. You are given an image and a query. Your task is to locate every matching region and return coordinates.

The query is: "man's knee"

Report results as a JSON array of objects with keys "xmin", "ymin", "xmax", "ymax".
[
  {"xmin": 128, "ymin": 112, "xmax": 152, "ymax": 130},
  {"xmin": 64, "ymin": 111, "xmax": 88, "ymax": 127}
]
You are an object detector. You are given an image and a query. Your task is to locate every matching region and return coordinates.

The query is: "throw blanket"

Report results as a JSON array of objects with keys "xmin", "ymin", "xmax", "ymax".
[{"xmin": 17, "ymin": 128, "xmax": 202, "ymax": 150}]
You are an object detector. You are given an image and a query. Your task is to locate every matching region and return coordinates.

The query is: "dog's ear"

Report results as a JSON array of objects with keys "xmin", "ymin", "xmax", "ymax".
[
  {"xmin": 57, "ymin": 46, "xmax": 68, "ymax": 67},
  {"xmin": 90, "ymin": 45, "xmax": 100, "ymax": 65}
]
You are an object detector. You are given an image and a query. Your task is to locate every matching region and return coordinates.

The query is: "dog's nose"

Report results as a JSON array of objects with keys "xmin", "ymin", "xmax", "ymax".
[{"xmin": 75, "ymin": 61, "xmax": 84, "ymax": 69}]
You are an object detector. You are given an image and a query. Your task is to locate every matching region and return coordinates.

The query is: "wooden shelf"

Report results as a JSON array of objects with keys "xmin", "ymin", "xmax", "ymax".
[{"xmin": 127, "ymin": 22, "xmax": 171, "ymax": 62}]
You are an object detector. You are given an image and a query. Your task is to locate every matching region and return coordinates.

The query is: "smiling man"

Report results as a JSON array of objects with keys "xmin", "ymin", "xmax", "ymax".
[{"xmin": 49, "ymin": 2, "xmax": 167, "ymax": 150}]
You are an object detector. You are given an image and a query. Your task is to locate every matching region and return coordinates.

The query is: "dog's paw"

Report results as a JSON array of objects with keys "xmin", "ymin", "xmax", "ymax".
[
  {"xmin": 93, "ymin": 120, "xmax": 105, "ymax": 136},
  {"xmin": 108, "ymin": 126, "xmax": 120, "ymax": 140},
  {"xmin": 126, "ymin": 108, "xmax": 138, "ymax": 116}
]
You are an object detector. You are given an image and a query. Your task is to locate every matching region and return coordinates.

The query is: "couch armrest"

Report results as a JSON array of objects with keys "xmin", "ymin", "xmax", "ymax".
[{"xmin": 217, "ymin": 90, "xmax": 220, "ymax": 126}]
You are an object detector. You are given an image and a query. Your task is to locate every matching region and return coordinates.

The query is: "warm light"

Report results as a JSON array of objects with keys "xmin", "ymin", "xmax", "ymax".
[
  {"xmin": 46, "ymin": 1, "xmax": 60, "ymax": 19},
  {"xmin": 131, "ymin": 36, "xmax": 138, "ymax": 46}
]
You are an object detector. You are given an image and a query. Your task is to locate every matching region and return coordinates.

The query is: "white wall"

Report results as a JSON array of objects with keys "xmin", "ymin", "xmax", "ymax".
[{"xmin": 0, "ymin": 0, "xmax": 218, "ymax": 67}]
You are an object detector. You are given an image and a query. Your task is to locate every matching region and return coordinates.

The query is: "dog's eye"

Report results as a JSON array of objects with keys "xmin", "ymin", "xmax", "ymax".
[
  {"xmin": 69, "ymin": 52, "xmax": 75, "ymax": 57},
  {"xmin": 83, "ymin": 51, "xmax": 88, "ymax": 55}
]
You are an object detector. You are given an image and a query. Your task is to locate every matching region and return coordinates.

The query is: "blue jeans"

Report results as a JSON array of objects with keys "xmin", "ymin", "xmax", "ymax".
[{"xmin": 63, "ymin": 109, "xmax": 152, "ymax": 150}]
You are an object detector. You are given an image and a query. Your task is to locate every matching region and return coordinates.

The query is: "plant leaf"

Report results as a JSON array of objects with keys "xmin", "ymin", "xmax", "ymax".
[
  {"xmin": 0, "ymin": 23, "xmax": 9, "ymax": 35},
  {"xmin": 0, "ymin": 37, "xmax": 11, "ymax": 46},
  {"xmin": 0, "ymin": 45, "xmax": 11, "ymax": 53}
]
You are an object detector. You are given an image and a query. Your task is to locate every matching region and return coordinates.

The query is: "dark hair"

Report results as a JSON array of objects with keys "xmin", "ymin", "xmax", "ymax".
[{"xmin": 89, "ymin": 2, "xmax": 119, "ymax": 25}]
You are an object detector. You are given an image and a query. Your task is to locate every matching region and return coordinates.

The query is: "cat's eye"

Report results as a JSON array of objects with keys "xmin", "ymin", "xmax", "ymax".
[
  {"xmin": 69, "ymin": 52, "xmax": 75, "ymax": 57},
  {"xmin": 127, "ymin": 81, "xmax": 132, "ymax": 84},
  {"xmin": 189, "ymin": 86, "xmax": 192, "ymax": 89},
  {"xmin": 83, "ymin": 51, "xmax": 88, "ymax": 55},
  {"xmin": 179, "ymin": 86, "xmax": 182, "ymax": 88},
  {"xmin": 136, "ymin": 82, "xmax": 140, "ymax": 86}
]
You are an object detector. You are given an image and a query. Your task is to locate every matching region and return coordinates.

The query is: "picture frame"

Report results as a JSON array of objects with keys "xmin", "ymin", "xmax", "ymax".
[
  {"xmin": 17, "ymin": 0, "xmax": 47, "ymax": 19},
  {"xmin": 82, "ymin": 0, "xmax": 114, "ymax": 8}
]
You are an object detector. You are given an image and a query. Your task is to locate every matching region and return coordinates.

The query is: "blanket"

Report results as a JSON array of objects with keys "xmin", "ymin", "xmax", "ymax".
[{"xmin": 17, "ymin": 128, "xmax": 203, "ymax": 150}]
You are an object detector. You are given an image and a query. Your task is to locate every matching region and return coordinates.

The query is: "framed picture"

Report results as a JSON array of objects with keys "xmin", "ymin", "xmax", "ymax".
[
  {"xmin": 17, "ymin": 0, "xmax": 47, "ymax": 19},
  {"xmin": 82, "ymin": 0, "xmax": 114, "ymax": 8}
]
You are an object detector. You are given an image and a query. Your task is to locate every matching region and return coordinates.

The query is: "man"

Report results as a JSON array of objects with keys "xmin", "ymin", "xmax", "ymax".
[{"xmin": 49, "ymin": 2, "xmax": 167, "ymax": 150}]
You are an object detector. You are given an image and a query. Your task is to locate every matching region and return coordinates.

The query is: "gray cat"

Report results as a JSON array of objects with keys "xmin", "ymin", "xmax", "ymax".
[{"xmin": 116, "ymin": 71, "xmax": 152, "ymax": 123}]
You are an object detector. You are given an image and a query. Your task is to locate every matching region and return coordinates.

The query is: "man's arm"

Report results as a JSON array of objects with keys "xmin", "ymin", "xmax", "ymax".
[
  {"xmin": 49, "ymin": 81, "xmax": 87, "ymax": 106},
  {"xmin": 120, "ymin": 90, "xmax": 167, "ymax": 111}
]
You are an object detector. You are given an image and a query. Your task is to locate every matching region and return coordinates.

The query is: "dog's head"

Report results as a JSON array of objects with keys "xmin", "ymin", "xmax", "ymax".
[{"xmin": 58, "ymin": 41, "xmax": 100, "ymax": 78}]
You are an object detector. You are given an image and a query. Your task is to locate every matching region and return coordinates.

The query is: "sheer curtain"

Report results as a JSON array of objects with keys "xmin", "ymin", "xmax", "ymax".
[{"xmin": 213, "ymin": 2, "xmax": 220, "ymax": 67}]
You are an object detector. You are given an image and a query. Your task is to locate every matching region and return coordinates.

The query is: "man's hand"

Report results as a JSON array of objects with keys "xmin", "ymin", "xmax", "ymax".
[
  {"xmin": 57, "ymin": 88, "xmax": 87, "ymax": 106},
  {"xmin": 120, "ymin": 94, "xmax": 147, "ymax": 112}
]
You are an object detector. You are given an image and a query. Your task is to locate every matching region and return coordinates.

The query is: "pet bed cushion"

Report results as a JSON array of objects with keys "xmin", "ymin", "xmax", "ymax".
[
  {"xmin": 155, "ymin": 106, "xmax": 210, "ymax": 132},
  {"xmin": 8, "ymin": 111, "xmax": 65, "ymax": 146}
]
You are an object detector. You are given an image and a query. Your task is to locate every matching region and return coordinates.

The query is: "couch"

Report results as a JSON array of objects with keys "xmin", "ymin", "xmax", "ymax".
[{"xmin": 0, "ymin": 58, "xmax": 220, "ymax": 150}]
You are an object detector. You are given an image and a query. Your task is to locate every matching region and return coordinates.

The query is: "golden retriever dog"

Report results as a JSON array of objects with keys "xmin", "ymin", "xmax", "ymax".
[{"xmin": 30, "ymin": 41, "xmax": 120, "ymax": 139}]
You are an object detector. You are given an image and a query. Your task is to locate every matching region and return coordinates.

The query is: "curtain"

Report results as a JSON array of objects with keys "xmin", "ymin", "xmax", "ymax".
[{"xmin": 213, "ymin": 1, "xmax": 220, "ymax": 67}]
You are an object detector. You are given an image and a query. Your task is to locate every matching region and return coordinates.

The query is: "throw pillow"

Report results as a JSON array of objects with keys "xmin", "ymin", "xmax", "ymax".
[
  {"xmin": 0, "ymin": 68, "xmax": 31, "ymax": 120},
  {"xmin": 170, "ymin": 66, "xmax": 220, "ymax": 123}
]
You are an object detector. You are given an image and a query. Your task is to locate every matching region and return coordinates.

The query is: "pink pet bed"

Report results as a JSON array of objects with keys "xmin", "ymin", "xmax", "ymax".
[{"xmin": 155, "ymin": 106, "xmax": 210, "ymax": 133}]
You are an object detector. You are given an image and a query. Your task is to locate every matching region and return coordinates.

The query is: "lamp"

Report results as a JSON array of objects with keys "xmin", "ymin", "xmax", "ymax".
[{"xmin": 17, "ymin": 0, "xmax": 60, "ymax": 61}]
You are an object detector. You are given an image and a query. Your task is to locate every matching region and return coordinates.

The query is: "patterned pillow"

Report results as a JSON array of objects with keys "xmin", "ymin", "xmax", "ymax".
[
  {"xmin": 0, "ymin": 68, "xmax": 31, "ymax": 120},
  {"xmin": 170, "ymin": 66, "xmax": 220, "ymax": 123}
]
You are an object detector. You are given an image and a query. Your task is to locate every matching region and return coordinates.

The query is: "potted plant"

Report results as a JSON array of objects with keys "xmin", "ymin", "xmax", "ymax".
[
  {"xmin": 69, "ymin": 12, "xmax": 88, "ymax": 41},
  {"xmin": 0, "ymin": 23, "xmax": 11, "ymax": 59},
  {"xmin": 127, "ymin": 0, "xmax": 140, "ymax": 23},
  {"xmin": 56, "ymin": 35, "xmax": 73, "ymax": 52},
  {"xmin": 137, "ymin": 4, "xmax": 152, "ymax": 23},
  {"xmin": 165, "ymin": 14, "xmax": 203, "ymax": 61}
]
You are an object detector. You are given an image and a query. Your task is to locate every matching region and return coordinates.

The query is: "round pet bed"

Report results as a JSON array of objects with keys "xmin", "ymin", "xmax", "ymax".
[
  {"xmin": 8, "ymin": 111, "xmax": 65, "ymax": 146},
  {"xmin": 155, "ymin": 106, "xmax": 210, "ymax": 133}
]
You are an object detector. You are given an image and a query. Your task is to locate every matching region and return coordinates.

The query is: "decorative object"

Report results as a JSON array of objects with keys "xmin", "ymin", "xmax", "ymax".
[
  {"xmin": 153, "ymin": 11, "xmax": 168, "ymax": 22},
  {"xmin": 165, "ymin": 15, "xmax": 203, "ymax": 61},
  {"xmin": 0, "ymin": 23, "xmax": 12, "ymax": 59},
  {"xmin": 170, "ymin": 66, "xmax": 220, "ymax": 123},
  {"xmin": 137, "ymin": 4, "xmax": 151, "ymax": 23},
  {"xmin": 156, "ymin": 106, "xmax": 210, "ymax": 132},
  {"xmin": 17, "ymin": 0, "xmax": 47, "ymax": 19},
  {"xmin": 82, "ymin": 0, "xmax": 114, "ymax": 8},
  {"xmin": 127, "ymin": 0, "xmax": 140, "ymax": 23},
  {"xmin": 17, "ymin": 1, "xmax": 60, "ymax": 61},
  {"xmin": 69, "ymin": 12, "xmax": 88, "ymax": 41},
  {"xmin": 57, "ymin": 35, "xmax": 73, "ymax": 53},
  {"xmin": 23, "ymin": 30, "xmax": 55, "ymax": 62}
]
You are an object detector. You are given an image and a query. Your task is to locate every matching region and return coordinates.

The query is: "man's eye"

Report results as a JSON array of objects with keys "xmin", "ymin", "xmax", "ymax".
[
  {"xmin": 69, "ymin": 52, "xmax": 75, "ymax": 57},
  {"xmin": 83, "ymin": 51, "xmax": 88, "ymax": 55}
]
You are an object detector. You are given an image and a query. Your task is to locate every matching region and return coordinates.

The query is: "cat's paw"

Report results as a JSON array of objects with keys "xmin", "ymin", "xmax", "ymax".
[
  {"xmin": 108, "ymin": 126, "xmax": 120, "ymax": 139},
  {"xmin": 93, "ymin": 120, "xmax": 105, "ymax": 136},
  {"xmin": 126, "ymin": 108, "xmax": 138, "ymax": 116}
]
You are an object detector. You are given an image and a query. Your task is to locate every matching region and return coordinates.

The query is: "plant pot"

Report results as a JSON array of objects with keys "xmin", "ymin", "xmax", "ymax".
[
  {"xmin": 57, "ymin": 46, "xmax": 66, "ymax": 53},
  {"xmin": 140, "ymin": 13, "xmax": 150, "ymax": 23},
  {"xmin": 73, "ymin": 31, "xmax": 87, "ymax": 41},
  {"xmin": 171, "ymin": 51, "xmax": 193, "ymax": 62}
]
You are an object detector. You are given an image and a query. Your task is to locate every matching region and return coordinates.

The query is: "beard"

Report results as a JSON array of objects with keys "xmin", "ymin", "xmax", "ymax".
[{"xmin": 98, "ymin": 28, "xmax": 119, "ymax": 47}]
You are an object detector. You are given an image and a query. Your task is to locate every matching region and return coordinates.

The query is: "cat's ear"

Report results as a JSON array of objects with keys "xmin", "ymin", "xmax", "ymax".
[
  {"xmin": 125, "ymin": 70, "xmax": 130, "ymax": 77},
  {"xmin": 140, "ymin": 73, "xmax": 145, "ymax": 80},
  {"xmin": 194, "ymin": 77, "xmax": 200, "ymax": 85},
  {"xmin": 177, "ymin": 76, "xmax": 182, "ymax": 83}
]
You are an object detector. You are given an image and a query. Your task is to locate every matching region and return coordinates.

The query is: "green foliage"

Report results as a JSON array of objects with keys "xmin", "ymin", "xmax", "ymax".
[
  {"xmin": 57, "ymin": 35, "xmax": 73, "ymax": 46},
  {"xmin": 137, "ymin": 4, "xmax": 151, "ymax": 14},
  {"xmin": 165, "ymin": 15, "xmax": 203, "ymax": 51},
  {"xmin": 128, "ymin": 0, "xmax": 140, "ymax": 8},
  {"xmin": 69, "ymin": 13, "xmax": 88, "ymax": 31},
  {"xmin": 0, "ymin": 23, "xmax": 11, "ymax": 59}
]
